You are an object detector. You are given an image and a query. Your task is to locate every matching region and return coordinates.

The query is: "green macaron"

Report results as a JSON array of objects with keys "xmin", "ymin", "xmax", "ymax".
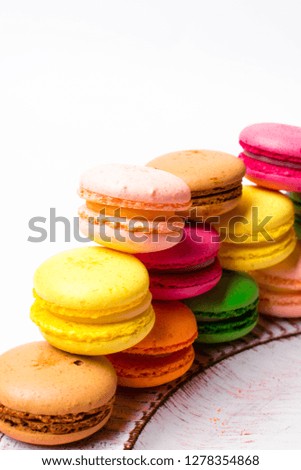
[
  {"xmin": 184, "ymin": 270, "xmax": 259, "ymax": 343},
  {"xmin": 288, "ymin": 193, "xmax": 301, "ymax": 240}
]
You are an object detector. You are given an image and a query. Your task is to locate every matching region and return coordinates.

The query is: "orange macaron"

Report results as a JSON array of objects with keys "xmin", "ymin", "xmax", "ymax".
[{"xmin": 107, "ymin": 301, "xmax": 198, "ymax": 388}]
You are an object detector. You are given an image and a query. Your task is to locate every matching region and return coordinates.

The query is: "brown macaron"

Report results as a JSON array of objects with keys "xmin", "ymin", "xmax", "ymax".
[
  {"xmin": 0, "ymin": 342, "xmax": 117, "ymax": 446},
  {"xmin": 147, "ymin": 150, "xmax": 246, "ymax": 219}
]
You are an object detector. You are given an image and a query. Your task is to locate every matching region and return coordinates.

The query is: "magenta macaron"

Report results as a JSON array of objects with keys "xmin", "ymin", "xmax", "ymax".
[
  {"xmin": 136, "ymin": 225, "xmax": 222, "ymax": 300},
  {"xmin": 239, "ymin": 122, "xmax": 301, "ymax": 192}
]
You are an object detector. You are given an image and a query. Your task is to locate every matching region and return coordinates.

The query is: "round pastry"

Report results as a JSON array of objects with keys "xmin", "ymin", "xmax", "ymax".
[
  {"xmin": 78, "ymin": 164, "xmax": 191, "ymax": 253},
  {"xmin": 107, "ymin": 301, "xmax": 197, "ymax": 387},
  {"xmin": 250, "ymin": 241, "xmax": 301, "ymax": 318},
  {"xmin": 136, "ymin": 224, "xmax": 222, "ymax": 300},
  {"xmin": 147, "ymin": 149, "xmax": 245, "ymax": 218},
  {"xmin": 239, "ymin": 122, "xmax": 301, "ymax": 192},
  {"xmin": 0, "ymin": 342, "xmax": 117, "ymax": 446},
  {"xmin": 212, "ymin": 185, "xmax": 296, "ymax": 271},
  {"xmin": 30, "ymin": 247, "xmax": 155, "ymax": 355},
  {"xmin": 185, "ymin": 271, "xmax": 259, "ymax": 343}
]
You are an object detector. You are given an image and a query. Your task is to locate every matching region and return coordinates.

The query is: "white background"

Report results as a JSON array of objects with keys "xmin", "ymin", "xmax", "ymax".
[{"xmin": 0, "ymin": 0, "xmax": 300, "ymax": 354}]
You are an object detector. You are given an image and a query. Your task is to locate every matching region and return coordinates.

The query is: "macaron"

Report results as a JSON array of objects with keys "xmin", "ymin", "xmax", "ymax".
[
  {"xmin": 78, "ymin": 164, "xmax": 191, "ymax": 253},
  {"xmin": 0, "ymin": 342, "xmax": 117, "ymax": 446},
  {"xmin": 250, "ymin": 241, "xmax": 301, "ymax": 318},
  {"xmin": 239, "ymin": 122, "xmax": 301, "ymax": 192},
  {"xmin": 30, "ymin": 247, "xmax": 155, "ymax": 355},
  {"xmin": 288, "ymin": 192, "xmax": 301, "ymax": 239},
  {"xmin": 135, "ymin": 224, "xmax": 222, "ymax": 300},
  {"xmin": 107, "ymin": 301, "xmax": 197, "ymax": 387},
  {"xmin": 147, "ymin": 150, "xmax": 245, "ymax": 218},
  {"xmin": 184, "ymin": 271, "xmax": 259, "ymax": 343},
  {"xmin": 294, "ymin": 215, "xmax": 301, "ymax": 240},
  {"xmin": 212, "ymin": 185, "xmax": 296, "ymax": 271}
]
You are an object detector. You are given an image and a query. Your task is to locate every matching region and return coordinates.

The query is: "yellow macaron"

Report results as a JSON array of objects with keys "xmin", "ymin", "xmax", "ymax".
[
  {"xmin": 30, "ymin": 246, "xmax": 155, "ymax": 355},
  {"xmin": 212, "ymin": 185, "xmax": 296, "ymax": 271}
]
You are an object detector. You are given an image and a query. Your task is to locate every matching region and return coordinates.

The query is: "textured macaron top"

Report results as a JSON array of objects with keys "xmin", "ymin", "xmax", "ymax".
[
  {"xmin": 136, "ymin": 225, "xmax": 220, "ymax": 270},
  {"xmin": 0, "ymin": 342, "xmax": 117, "ymax": 415},
  {"xmin": 147, "ymin": 150, "xmax": 245, "ymax": 192},
  {"xmin": 239, "ymin": 123, "xmax": 301, "ymax": 161},
  {"xmin": 126, "ymin": 301, "xmax": 198, "ymax": 355},
  {"xmin": 250, "ymin": 241, "xmax": 301, "ymax": 291},
  {"xmin": 185, "ymin": 271, "xmax": 259, "ymax": 315},
  {"xmin": 213, "ymin": 185, "xmax": 295, "ymax": 243},
  {"xmin": 79, "ymin": 164, "xmax": 191, "ymax": 211},
  {"xmin": 33, "ymin": 246, "xmax": 150, "ymax": 316}
]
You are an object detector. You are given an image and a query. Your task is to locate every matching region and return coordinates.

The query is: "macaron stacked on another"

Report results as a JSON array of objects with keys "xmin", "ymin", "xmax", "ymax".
[
  {"xmin": 147, "ymin": 150, "xmax": 246, "ymax": 219},
  {"xmin": 185, "ymin": 271, "xmax": 259, "ymax": 343},
  {"xmin": 136, "ymin": 224, "xmax": 222, "ymax": 300},
  {"xmin": 30, "ymin": 247, "xmax": 155, "ymax": 355},
  {"xmin": 0, "ymin": 342, "xmax": 117, "ymax": 445},
  {"xmin": 78, "ymin": 164, "xmax": 191, "ymax": 253},
  {"xmin": 239, "ymin": 123, "xmax": 301, "ymax": 192},
  {"xmin": 107, "ymin": 301, "xmax": 198, "ymax": 387},
  {"xmin": 250, "ymin": 241, "xmax": 301, "ymax": 318},
  {"xmin": 6, "ymin": 120, "xmax": 301, "ymax": 448},
  {"xmin": 212, "ymin": 185, "xmax": 296, "ymax": 271}
]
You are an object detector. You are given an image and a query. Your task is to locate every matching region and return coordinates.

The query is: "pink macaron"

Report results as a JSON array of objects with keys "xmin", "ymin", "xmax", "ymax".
[
  {"xmin": 239, "ymin": 123, "xmax": 301, "ymax": 192},
  {"xmin": 250, "ymin": 241, "xmax": 301, "ymax": 318},
  {"xmin": 136, "ymin": 224, "xmax": 222, "ymax": 300},
  {"xmin": 78, "ymin": 164, "xmax": 191, "ymax": 253}
]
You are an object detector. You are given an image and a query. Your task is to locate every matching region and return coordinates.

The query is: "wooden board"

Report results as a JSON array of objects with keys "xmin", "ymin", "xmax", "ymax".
[{"xmin": 1, "ymin": 316, "xmax": 301, "ymax": 450}]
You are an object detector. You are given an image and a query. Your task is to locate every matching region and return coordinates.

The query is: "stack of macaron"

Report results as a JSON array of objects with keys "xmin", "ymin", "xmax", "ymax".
[
  {"xmin": 76, "ymin": 164, "xmax": 202, "ymax": 386},
  {"xmin": 237, "ymin": 122, "xmax": 301, "ymax": 319},
  {"xmin": 29, "ymin": 166, "xmax": 204, "ymax": 388},
  {"xmin": 0, "ymin": 164, "xmax": 197, "ymax": 445},
  {"xmin": 1, "ymin": 121, "xmax": 301, "ymax": 448},
  {"xmin": 146, "ymin": 149, "xmax": 260, "ymax": 343}
]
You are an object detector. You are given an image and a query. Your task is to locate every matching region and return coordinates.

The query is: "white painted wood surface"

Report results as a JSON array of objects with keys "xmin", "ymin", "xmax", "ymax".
[
  {"xmin": 1, "ymin": 318, "xmax": 301, "ymax": 450},
  {"xmin": 135, "ymin": 336, "xmax": 301, "ymax": 450}
]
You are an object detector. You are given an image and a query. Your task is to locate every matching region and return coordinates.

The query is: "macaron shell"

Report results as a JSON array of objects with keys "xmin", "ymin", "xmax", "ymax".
[
  {"xmin": 184, "ymin": 271, "xmax": 259, "ymax": 343},
  {"xmin": 33, "ymin": 246, "xmax": 149, "ymax": 315},
  {"xmin": 218, "ymin": 229, "xmax": 296, "ymax": 271},
  {"xmin": 136, "ymin": 225, "xmax": 220, "ymax": 270},
  {"xmin": 0, "ymin": 342, "xmax": 117, "ymax": 446},
  {"xmin": 185, "ymin": 271, "xmax": 259, "ymax": 314},
  {"xmin": 109, "ymin": 346, "xmax": 195, "ymax": 388},
  {"xmin": 196, "ymin": 311, "xmax": 258, "ymax": 343},
  {"xmin": 256, "ymin": 287, "xmax": 301, "ymax": 318},
  {"xmin": 147, "ymin": 150, "xmax": 245, "ymax": 192},
  {"xmin": 249, "ymin": 241, "xmax": 301, "ymax": 292},
  {"xmin": 79, "ymin": 164, "xmax": 191, "ymax": 211},
  {"xmin": 0, "ymin": 411, "xmax": 113, "ymax": 446},
  {"xmin": 239, "ymin": 123, "xmax": 301, "ymax": 161},
  {"xmin": 125, "ymin": 300, "xmax": 198, "ymax": 355},
  {"xmin": 239, "ymin": 154, "xmax": 301, "ymax": 192},
  {"xmin": 30, "ymin": 304, "xmax": 156, "ymax": 355},
  {"xmin": 0, "ymin": 342, "xmax": 117, "ymax": 414},
  {"xmin": 249, "ymin": 242, "xmax": 301, "ymax": 318},
  {"xmin": 213, "ymin": 185, "xmax": 295, "ymax": 244},
  {"xmin": 149, "ymin": 258, "xmax": 222, "ymax": 300},
  {"xmin": 79, "ymin": 217, "xmax": 183, "ymax": 253}
]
